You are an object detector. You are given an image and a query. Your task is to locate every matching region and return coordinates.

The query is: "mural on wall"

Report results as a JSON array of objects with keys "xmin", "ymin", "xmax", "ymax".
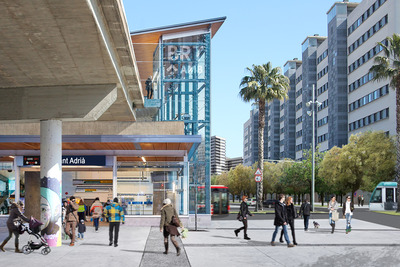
[{"xmin": 40, "ymin": 176, "xmax": 61, "ymax": 246}]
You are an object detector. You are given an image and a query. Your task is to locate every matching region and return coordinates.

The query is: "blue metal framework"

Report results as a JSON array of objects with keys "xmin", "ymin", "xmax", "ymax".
[{"xmin": 153, "ymin": 31, "xmax": 211, "ymax": 214}]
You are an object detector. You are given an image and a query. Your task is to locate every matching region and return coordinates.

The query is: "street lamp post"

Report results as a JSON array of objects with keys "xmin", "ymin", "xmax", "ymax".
[{"xmin": 306, "ymin": 84, "xmax": 321, "ymax": 211}]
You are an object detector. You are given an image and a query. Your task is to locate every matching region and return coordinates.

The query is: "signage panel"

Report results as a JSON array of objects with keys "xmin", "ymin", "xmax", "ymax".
[{"xmin": 23, "ymin": 156, "xmax": 106, "ymax": 166}]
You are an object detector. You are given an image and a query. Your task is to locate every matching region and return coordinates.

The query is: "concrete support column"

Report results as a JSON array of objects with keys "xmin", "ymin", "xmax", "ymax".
[
  {"xmin": 113, "ymin": 156, "xmax": 117, "ymax": 198},
  {"xmin": 14, "ymin": 157, "xmax": 20, "ymax": 203},
  {"xmin": 40, "ymin": 119, "xmax": 62, "ymax": 247},
  {"xmin": 183, "ymin": 155, "xmax": 189, "ymax": 215}
]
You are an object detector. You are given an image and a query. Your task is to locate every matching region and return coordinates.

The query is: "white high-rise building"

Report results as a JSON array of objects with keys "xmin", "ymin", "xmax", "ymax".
[{"xmin": 211, "ymin": 136, "xmax": 226, "ymax": 175}]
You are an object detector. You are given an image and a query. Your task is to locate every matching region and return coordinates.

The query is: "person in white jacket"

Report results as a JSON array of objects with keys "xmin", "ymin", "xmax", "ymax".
[{"xmin": 328, "ymin": 196, "xmax": 338, "ymax": 234}]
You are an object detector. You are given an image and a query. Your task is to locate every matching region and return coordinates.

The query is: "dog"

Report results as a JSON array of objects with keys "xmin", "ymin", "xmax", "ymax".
[{"xmin": 313, "ymin": 221, "xmax": 320, "ymax": 229}]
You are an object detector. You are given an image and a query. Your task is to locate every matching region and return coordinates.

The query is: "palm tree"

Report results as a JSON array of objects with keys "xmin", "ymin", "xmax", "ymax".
[
  {"xmin": 239, "ymin": 62, "xmax": 290, "ymax": 211},
  {"xmin": 369, "ymin": 33, "xmax": 400, "ymax": 212}
]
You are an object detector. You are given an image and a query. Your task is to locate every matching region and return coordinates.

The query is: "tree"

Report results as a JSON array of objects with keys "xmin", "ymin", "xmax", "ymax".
[
  {"xmin": 320, "ymin": 131, "xmax": 395, "ymax": 202},
  {"xmin": 281, "ymin": 161, "xmax": 308, "ymax": 204},
  {"xmin": 369, "ymin": 34, "xmax": 400, "ymax": 212},
  {"xmin": 239, "ymin": 62, "xmax": 290, "ymax": 210},
  {"xmin": 262, "ymin": 161, "xmax": 288, "ymax": 199}
]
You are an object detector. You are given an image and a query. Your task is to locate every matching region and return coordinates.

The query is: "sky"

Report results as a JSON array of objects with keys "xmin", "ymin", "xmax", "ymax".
[{"xmin": 123, "ymin": 0, "xmax": 362, "ymax": 158}]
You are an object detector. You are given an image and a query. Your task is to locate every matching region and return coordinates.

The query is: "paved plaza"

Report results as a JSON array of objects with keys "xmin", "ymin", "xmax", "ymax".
[{"xmin": 0, "ymin": 217, "xmax": 399, "ymax": 267}]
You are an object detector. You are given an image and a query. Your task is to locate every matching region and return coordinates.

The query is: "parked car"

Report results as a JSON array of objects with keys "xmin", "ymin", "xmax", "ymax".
[
  {"xmin": 246, "ymin": 198, "xmax": 256, "ymax": 206},
  {"xmin": 263, "ymin": 199, "xmax": 278, "ymax": 208}
]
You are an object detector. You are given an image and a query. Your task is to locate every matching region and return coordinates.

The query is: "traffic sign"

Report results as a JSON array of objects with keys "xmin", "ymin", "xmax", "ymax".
[
  {"xmin": 255, "ymin": 175, "xmax": 262, "ymax": 182},
  {"xmin": 255, "ymin": 168, "xmax": 262, "ymax": 176}
]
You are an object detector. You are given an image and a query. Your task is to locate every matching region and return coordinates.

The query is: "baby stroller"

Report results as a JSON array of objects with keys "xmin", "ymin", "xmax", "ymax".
[{"xmin": 21, "ymin": 217, "xmax": 51, "ymax": 255}]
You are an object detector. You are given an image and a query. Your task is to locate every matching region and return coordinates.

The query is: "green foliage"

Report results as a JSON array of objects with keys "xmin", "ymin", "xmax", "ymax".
[
  {"xmin": 281, "ymin": 161, "xmax": 308, "ymax": 195},
  {"xmin": 320, "ymin": 131, "xmax": 395, "ymax": 194},
  {"xmin": 239, "ymin": 62, "xmax": 290, "ymax": 103},
  {"xmin": 369, "ymin": 33, "xmax": 400, "ymax": 91},
  {"xmin": 212, "ymin": 132, "xmax": 395, "ymax": 201},
  {"xmin": 239, "ymin": 62, "xmax": 290, "ymax": 209}
]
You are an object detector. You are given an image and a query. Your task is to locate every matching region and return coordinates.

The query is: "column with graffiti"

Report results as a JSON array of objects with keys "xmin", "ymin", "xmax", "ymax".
[{"xmin": 40, "ymin": 120, "xmax": 62, "ymax": 247}]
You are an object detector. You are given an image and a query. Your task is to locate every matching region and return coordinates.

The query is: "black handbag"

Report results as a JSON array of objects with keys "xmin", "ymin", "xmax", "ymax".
[{"xmin": 237, "ymin": 212, "xmax": 243, "ymax": 221}]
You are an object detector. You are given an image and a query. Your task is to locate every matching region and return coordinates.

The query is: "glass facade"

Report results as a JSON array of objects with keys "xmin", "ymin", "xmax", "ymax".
[
  {"xmin": 152, "ymin": 31, "xmax": 212, "ymax": 214},
  {"xmin": 116, "ymin": 161, "xmax": 187, "ymax": 215}
]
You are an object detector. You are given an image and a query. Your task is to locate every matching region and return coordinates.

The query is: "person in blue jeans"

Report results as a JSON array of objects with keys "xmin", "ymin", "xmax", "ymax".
[
  {"xmin": 342, "ymin": 195, "xmax": 354, "ymax": 234},
  {"xmin": 300, "ymin": 198, "xmax": 311, "ymax": 231},
  {"xmin": 271, "ymin": 194, "xmax": 294, "ymax": 248},
  {"xmin": 328, "ymin": 196, "xmax": 339, "ymax": 234}
]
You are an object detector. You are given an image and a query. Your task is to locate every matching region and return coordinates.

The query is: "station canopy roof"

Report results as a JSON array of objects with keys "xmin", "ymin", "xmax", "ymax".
[{"xmin": 0, "ymin": 135, "xmax": 201, "ymax": 164}]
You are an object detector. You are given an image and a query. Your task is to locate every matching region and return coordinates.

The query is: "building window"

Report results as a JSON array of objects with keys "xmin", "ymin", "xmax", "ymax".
[
  {"xmin": 348, "ymin": 108, "xmax": 389, "ymax": 132},
  {"xmin": 349, "ymin": 84, "xmax": 389, "ymax": 112},
  {"xmin": 317, "ymin": 66, "xmax": 329, "ymax": 80},
  {"xmin": 317, "ymin": 83, "xmax": 328, "ymax": 96},
  {"xmin": 296, "ymin": 74, "xmax": 302, "ymax": 84},
  {"xmin": 317, "ymin": 116, "xmax": 328, "ymax": 127},
  {"xmin": 349, "ymin": 72, "xmax": 375, "ymax": 93},
  {"xmin": 348, "ymin": 14, "xmax": 388, "ymax": 54},
  {"xmin": 317, "ymin": 50, "xmax": 328, "ymax": 64},
  {"xmin": 296, "ymin": 88, "xmax": 303, "ymax": 98},
  {"xmin": 318, "ymin": 133, "xmax": 329, "ymax": 143},
  {"xmin": 296, "ymin": 144, "xmax": 303, "ymax": 152},
  {"xmin": 348, "ymin": 39, "xmax": 388, "ymax": 74},
  {"xmin": 296, "ymin": 102, "xmax": 302, "ymax": 111},
  {"xmin": 317, "ymin": 99, "xmax": 328, "ymax": 111}
]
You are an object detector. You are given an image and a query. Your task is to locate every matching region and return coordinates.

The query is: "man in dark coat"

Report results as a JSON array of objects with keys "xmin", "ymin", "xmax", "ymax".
[
  {"xmin": 300, "ymin": 198, "xmax": 312, "ymax": 231},
  {"xmin": 234, "ymin": 196, "xmax": 253, "ymax": 240},
  {"xmin": 0, "ymin": 201, "xmax": 30, "ymax": 253},
  {"xmin": 271, "ymin": 194, "xmax": 294, "ymax": 248}
]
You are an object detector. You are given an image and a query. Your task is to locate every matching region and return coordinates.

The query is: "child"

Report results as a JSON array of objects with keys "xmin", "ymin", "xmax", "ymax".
[{"xmin": 77, "ymin": 219, "xmax": 86, "ymax": 240}]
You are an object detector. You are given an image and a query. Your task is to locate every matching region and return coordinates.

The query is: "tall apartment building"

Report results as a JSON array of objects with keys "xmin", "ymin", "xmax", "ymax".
[
  {"xmin": 244, "ymin": 0, "xmax": 399, "ymax": 163},
  {"xmin": 295, "ymin": 62, "xmax": 304, "ymax": 160},
  {"xmin": 281, "ymin": 59, "xmax": 301, "ymax": 159},
  {"xmin": 211, "ymin": 136, "xmax": 226, "ymax": 175},
  {"xmin": 267, "ymin": 100, "xmax": 281, "ymax": 160},
  {"xmin": 243, "ymin": 105, "xmax": 267, "ymax": 166},
  {"xmin": 347, "ymin": 0, "xmax": 398, "ymax": 137},
  {"xmin": 226, "ymin": 157, "xmax": 243, "ymax": 171}
]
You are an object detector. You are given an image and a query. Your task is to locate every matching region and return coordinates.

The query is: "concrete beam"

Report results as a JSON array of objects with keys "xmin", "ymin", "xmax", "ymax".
[
  {"xmin": 0, "ymin": 84, "xmax": 117, "ymax": 121},
  {"xmin": 0, "ymin": 121, "xmax": 185, "ymax": 135}
]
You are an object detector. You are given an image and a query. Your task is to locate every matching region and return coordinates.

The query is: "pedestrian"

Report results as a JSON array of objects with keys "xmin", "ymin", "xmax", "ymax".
[
  {"xmin": 342, "ymin": 195, "xmax": 354, "ymax": 234},
  {"xmin": 361, "ymin": 195, "xmax": 364, "ymax": 207},
  {"xmin": 90, "ymin": 197, "xmax": 103, "ymax": 232},
  {"xmin": 145, "ymin": 76, "xmax": 153, "ymax": 99},
  {"xmin": 0, "ymin": 201, "xmax": 30, "ymax": 253},
  {"xmin": 65, "ymin": 196, "xmax": 79, "ymax": 246},
  {"xmin": 104, "ymin": 199, "xmax": 111, "ymax": 222},
  {"xmin": 328, "ymin": 196, "xmax": 339, "ymax": 234},
  {"xmin": 299, "ymin": 198, "xmax": 311, "ymax": 231},
  {"xmin": 77, "ymin": 199, "xmax": 86, "ymax": 222},
  {"xmin": 234, "ymin": 195, "xmax": 253, "ymax": 240},
  {"xmin": 103, "ymin": 197, "xmax": 125, "ymax": 247},
  {"xmin": 77, "ymin": 219, "xmax": 86, "ymax": 240},
  {"xmin": 358, "ymin": 195, "xmax": 361, "ymax": 207},
  {"xmin": 271, "ymin": 194, "xmax": 294, "ymax": 248},
  {"xmin": 279, "ymin": 196, "xmax": 297, "ymax": 245},
  {"xmin": 160, "ymin": 198, "xmax": 182, "ymax": 256}
]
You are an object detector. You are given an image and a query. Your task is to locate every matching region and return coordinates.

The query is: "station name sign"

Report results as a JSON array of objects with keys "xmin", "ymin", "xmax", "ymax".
[{"xmin": 23, "ymin": 156, "xmax": 106, "ymax": 166}]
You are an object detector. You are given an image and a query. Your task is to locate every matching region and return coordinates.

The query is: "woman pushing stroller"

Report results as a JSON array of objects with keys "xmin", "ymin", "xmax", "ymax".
[{"xmin": 0, "ymin": 201, "xmax": 30, "ymax": 253}]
